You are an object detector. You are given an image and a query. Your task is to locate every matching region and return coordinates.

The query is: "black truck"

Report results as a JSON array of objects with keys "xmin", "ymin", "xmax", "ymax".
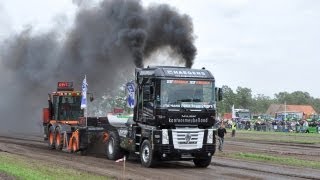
[{"xmin": 105, "ymin": 66, "xmax": 222, "ymax": 168}]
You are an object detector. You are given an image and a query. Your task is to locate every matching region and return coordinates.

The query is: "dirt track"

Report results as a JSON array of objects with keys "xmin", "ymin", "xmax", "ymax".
[{"xmin": 0, "ymin": 133, "xmax": 319, "ymax": 180}]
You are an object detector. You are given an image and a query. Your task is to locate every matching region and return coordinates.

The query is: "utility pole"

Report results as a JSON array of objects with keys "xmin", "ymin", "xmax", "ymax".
[{"xmin": 284, "ymin": 101, "xmax": 286, "ymax": 121}]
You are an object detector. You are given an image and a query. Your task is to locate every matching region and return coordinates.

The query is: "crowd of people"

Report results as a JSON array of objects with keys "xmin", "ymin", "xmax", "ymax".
[
  {"xmin": 217, "ymin": 118, "xmax": 320, "ymax": 133},
  {"xmin": 215, "ymin": 117, "xmax": 320, "ymax": 152}
]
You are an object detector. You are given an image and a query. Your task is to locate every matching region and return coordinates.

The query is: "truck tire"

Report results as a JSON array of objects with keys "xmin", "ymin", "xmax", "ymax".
[
  {"xmin": 193, "ymin": 157, "xmax": 212, "ymax": 168},
  {"xmin": 213, "ymin": 136, "xmax": 217, "ymax": 155},
  {"xmin": 105, "ymin": 131, "xmax": 123, "ymax": 160},
  {"xmin": 140, "ymin": 140, "xmax": 156, "ymax": 168},
  {"xmin": 48, "ymin": 126, "xmax": 55, "ymax": 149},
  {"xmin": 55, "ymin": 127, "xmax": 63, "ymax": 150}
]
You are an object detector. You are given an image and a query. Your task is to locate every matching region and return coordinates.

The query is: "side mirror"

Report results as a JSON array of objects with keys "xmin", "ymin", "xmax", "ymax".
[
  {"xmin": 87, "ymin": 93, "xmax": 94, "ymax": 102},
  {"xmin": 90, "ymin": 95, "xmax": 94, "ymax": 102},
  {"xmin": 215, "ymin": 87, "xmax": 223, "ymax": 101}
]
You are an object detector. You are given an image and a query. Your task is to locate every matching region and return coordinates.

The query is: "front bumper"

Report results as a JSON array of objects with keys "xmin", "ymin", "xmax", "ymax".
[{"xmin": 154, "ymin": 144, "xmax": 216, "ymax": 160}]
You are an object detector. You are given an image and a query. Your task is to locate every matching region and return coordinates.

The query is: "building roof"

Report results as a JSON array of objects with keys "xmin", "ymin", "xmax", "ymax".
[{"xmin": 266, "ymin": 104, "xmax": 316, "ymax": 116}]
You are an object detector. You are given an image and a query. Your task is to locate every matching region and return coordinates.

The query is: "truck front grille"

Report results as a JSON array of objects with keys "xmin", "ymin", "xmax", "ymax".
[{"xmin": 172, "ymin": 129, "xmax": 204, "ymax": 150}]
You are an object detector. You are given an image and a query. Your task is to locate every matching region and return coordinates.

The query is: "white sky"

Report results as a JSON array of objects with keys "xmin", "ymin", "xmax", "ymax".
[{"xmin": 1, "ymin": 0, "xmax": 320, "ymax": 98}]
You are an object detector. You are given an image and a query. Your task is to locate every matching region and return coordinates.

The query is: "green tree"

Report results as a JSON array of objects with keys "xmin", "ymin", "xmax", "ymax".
[
  {"xmin": 251, "ymin": 94, "xmax": 274, "ymax": 114},
  {"xmin": 274, "ymin": 92, "xmax": 291, "ymax": 104},
  {"xmin": 275, "ymin": 91, "xmax": 313, "ymax": 105},
  {"xmin": 311, "ymin": 98, "xmax": 320, "ymax": 114},
  {"xmin": 235, "ymin": 87, "xmax": 252, "ymax": 109}
]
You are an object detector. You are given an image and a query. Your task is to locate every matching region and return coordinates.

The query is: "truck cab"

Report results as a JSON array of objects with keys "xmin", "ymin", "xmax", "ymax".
[
  {"xmin": 43, "ymin": 81, "xmax": 108, "ymax": 154},
  {"xmin": 105, "ymin": 66, "xmax": 222, "ymax": 168}
]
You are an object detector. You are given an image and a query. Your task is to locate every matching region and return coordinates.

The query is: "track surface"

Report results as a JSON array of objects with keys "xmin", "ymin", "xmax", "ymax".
[{"xmin": 0, "ymin": 134, "xmax": 319, "ymax": 180}]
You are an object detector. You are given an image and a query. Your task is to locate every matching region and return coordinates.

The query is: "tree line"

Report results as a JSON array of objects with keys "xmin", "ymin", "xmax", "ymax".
[{"xmin": 217, "ymin": 85, "xmax": 320, "ymax": 116}]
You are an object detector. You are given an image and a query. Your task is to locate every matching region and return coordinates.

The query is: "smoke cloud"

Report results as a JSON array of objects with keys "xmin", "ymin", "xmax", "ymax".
[{"xmin": 0, "ymin": 0, "xmax": 196, "ymax": 134}]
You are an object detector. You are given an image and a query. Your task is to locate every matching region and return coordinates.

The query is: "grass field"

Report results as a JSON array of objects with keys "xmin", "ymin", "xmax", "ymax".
[
  {"xmin": 0, "ymin": 152, "xmax": 109, "ymax": 180},
  {"xmin": 228, "ymin": 152, "xmax": 320, "ymax": 169},
  {"xmin": 227, "ymin": 130, "xmax": 320, "ymax": 144},
  {"xmin": 218, "ymin": 130, "xmax": 320, "ymax": 169}
]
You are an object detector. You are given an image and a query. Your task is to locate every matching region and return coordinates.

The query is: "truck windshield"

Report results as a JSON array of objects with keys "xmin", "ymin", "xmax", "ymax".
[
  {"xmin": 59, "ymin": 96, "xmax": 83, "ymax": 120},
  {"xmin": 160, "ymin": 79, "xmax": 214, "ymax": 108}
]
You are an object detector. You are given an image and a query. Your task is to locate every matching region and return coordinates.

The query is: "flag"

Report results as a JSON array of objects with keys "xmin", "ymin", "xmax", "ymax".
[
  {"xmin": 81, "ymin": 75, "xmax": 88, "ymax": 109},
  {"xmin": 232, "ymin": 104, "xmax": 236, "ymax": 119},
  {"xmin": 126, "ymin": 82, "xmax": 135, "ymax": 109}
]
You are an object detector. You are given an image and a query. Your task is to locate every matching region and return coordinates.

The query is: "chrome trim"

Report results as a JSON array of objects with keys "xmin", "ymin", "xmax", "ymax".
[{"xmin": 172, "ymin": 128, "xmax": 204, "ymax": 150}]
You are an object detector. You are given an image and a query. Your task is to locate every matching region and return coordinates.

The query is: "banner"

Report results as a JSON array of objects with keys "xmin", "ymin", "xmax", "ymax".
[
  {"xmin": 126, "ymin": 82, "xmax": 135, "ymax": 109},
  {"xmin": 81, "ymin": 75, "xmax": 88, "ymax": 109}
]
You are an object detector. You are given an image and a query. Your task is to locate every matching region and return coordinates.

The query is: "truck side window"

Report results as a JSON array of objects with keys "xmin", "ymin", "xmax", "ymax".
[
  {"xmin": 143, "ymin": 84, "xmax": 154, "ymax": 101},
  {"xmin": 52, "ymin": 96, "xmax": 58, "ymax": 119}
]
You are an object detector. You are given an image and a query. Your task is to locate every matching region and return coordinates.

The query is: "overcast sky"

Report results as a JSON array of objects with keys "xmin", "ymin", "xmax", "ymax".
[{"xmin": 1, "ymin": 0, "xmax": 320, "ymax": 98}]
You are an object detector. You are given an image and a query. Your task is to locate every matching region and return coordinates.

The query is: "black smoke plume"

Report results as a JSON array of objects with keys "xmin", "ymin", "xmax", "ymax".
[{"xmin": 0, "ymin": 0, "xmax": 196, "ymax": 134}]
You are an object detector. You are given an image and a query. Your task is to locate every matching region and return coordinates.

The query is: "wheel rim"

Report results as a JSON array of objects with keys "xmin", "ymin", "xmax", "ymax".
[
  {"xmin": 108, "ymin": 138, "xmax": 114, "ymax": 155},
  {"xmin": 142, "ymin": 144, "xmax": 150, "ymax": 163}
]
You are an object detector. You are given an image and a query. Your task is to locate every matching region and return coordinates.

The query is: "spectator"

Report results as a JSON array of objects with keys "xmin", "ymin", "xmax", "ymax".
[
  {"xmin": 217, "ymin": 124, "xmax": 227, "ymax": 152},
  {"xmin": 231, "ymin": 121, "xmax": 236, "ymax": 137},
  {"xmin": 245, "ymin": 121, "xmax": 251, "ymax": 130},
  {"xmin": 303, "ymin": 120, "xmax": 309, "ymax": 132}
]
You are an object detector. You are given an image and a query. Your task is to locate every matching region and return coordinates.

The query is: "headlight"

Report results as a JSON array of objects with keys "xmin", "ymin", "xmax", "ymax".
[
  {"xmin": 162, "ymin": 129, "xmax": 169, "ymax": 144},
  {"xmin": 207, "ymin": 129, "xmax": 214, "ymax": 144}
]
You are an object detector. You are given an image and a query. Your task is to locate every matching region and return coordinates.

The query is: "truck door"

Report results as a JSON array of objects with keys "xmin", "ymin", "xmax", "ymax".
[{"xmin": 141, "ymin": 81, "xmax": 155, "ymax": 125}]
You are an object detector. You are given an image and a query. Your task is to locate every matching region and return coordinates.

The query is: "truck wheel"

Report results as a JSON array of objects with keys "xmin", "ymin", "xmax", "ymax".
[
  {"xmin": 55, "ymin": 127, "xmax": 63, "ymax": 150},
  {"xmin": 48, "ymin": 126, "xmax": 55, "ymax": 149},
  {"xmin": 140, "ymin": 140, "xmax": 156, "ymax": 168},
  {"xmin": 105, "ymin": 131, "xmax": 123, "ymax": 160},
  {"xmin": 193, "ymin": 157, "xmax": 212, "ymax": 168}
]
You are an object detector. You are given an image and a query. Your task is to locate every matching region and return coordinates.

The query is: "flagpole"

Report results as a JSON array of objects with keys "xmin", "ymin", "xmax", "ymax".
[
  {"xmin": 85, "ymin": 75, "xmax": 88, "ymax": 128},
  {"xmin": 85, "ymin": 103, "xmax": 88, "ymax": 127},
  {"xmin": 284, "ymin": 101, "xmax": 286, "ymax": 121},
  {"xmin": 123, "ymin": 156, "xmax": 126, "ymax": 180}
]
